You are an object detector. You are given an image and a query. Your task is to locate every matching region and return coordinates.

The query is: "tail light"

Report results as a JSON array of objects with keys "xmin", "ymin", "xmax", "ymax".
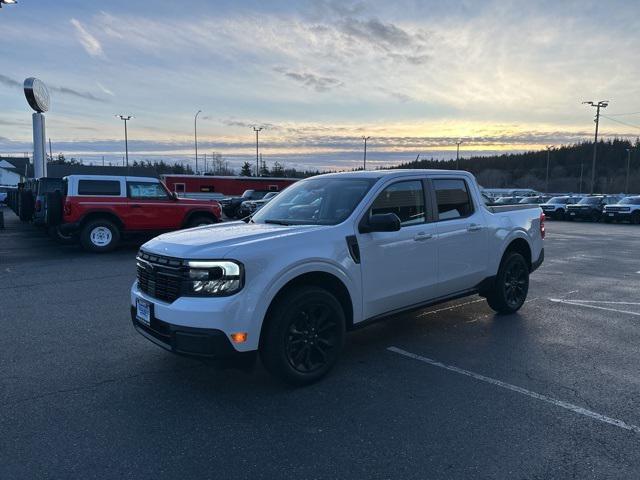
[
  {"xmin": 540, "ymin": 212, "xmax": 545, "ymax": 239},
  {"xmin": 35, "ymin": 199, "xmax": 42, "ymax": 212}
]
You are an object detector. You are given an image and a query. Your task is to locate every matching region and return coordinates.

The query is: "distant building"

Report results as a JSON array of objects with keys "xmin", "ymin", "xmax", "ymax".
[{"xmin": 0, "ymin": 157, "xmax": 33, "ymax": 187}]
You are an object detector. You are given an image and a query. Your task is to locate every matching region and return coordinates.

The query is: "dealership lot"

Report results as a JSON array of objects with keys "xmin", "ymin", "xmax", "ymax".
[{"xmin": 1, "ymin": 207, "xmax": 639, "ymax": 479}]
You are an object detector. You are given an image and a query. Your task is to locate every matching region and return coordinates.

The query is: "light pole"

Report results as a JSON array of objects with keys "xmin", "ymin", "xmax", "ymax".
[
  {"xmin": 253, "ymin": 126, "xmax": 263, "ymax": 176},
  {"xmin": 0, "ymin": 0, "xmax": 18, "ymax": 8},
  {"xmin": 583, "ymin": 100, "xmax": 608, "ymax": 194},
  {"xmin": 626, "ymin": 148, "xmax": 632, "ymax": 194},
  {"xmin": 545, "ymin": 146, "xmax": 553, "ymax": 193},
  {"xmin": 456, "ymin": 140, "xmax": 463, "ymax": 170},
  {"xmin": 194, "ymin": 110, "xmax": 202, "ymax": 174},
  {"xmin": 116, "ymin": 115, "xmax": 132, "ymax": 168},
  {"xmin": 362, "ymin": 136, "xmax": 370, "ymax": 170}
]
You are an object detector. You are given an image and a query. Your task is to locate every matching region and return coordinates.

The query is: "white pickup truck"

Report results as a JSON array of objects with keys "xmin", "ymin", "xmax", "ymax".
[{"xmin": 131, "ymin": 170, "xmax": 544, "ymax": 385}]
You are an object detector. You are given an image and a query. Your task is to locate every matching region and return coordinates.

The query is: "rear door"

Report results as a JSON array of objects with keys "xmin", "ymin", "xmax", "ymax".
[
  {"xmin": 357, "ymin": 178, "xmax": 439, "ymax": 319},
  {"xmin": 431, "ymin": 178, "xmax": 489, "ymax": 296},
  {"xmin": 126, "ymin": 180, "xmax": 180, "ymax": 230}
]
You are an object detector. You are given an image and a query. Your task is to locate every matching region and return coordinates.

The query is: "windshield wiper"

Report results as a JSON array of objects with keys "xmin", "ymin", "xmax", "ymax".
[{"xmin": 263, "ymin": 219, "xmax": 293, "ymax": 225}]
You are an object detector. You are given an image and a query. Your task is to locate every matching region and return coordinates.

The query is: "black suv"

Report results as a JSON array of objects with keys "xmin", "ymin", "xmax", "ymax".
[
  {"xmin": 567, "ymin": 195, "xmax": 622, "ymax": 222},
  {"xmin": 541, "ymin": 196, "xmax": 583, "ymax": 220},
  {"xmin": 219, "ymin": 190, "xmax": 271, "ymax": 218}
]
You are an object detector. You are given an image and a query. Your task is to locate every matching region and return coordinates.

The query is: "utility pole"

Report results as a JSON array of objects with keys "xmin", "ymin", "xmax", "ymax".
[
  {"xmin": 626, "ymin": 148, "xmax": 632, "ymax": 194},
  {"xmin": 48, "ymin": 138, "xmax": 53, "ymax": 163},
  {"xmin": 583, "ymin": 100, "xmax": 608, "ymax": 194},
  {"xmin": 194, "ymin": 110, "xmax": 202, "ymax": 175},
  {"xmin": 253, "ymin": 126, "xmax": 263, "ymax": 176},
  {"xmin": 102, "ymin": 155, "xmax": 105, "ymax": 167},
  {"xmin": 545, "ymin": 146, "xmax": 553, "ymax": 194},
  {"xmin": 456, "ymin": 140, "xmax": 463, "ymax": 170},
  {"xmin": 579, "ymin": 161, "xmax": 584, "ymax": 194},
  {"xmin": 203, "ymin": 152, "xmax": 207, "ymax": 174},
  {"xmin": 116, "ymin": 115, "xmax": 132, "ymax": 168},
  {"xmin": 362, "ymin": 136, "xmax": 370, "ymax": 170}
]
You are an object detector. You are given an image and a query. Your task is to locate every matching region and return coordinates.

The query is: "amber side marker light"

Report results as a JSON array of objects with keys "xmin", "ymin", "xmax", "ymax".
[{"xmin": 230, "ymin": 332, "xmax": 248, "ymax": 343}]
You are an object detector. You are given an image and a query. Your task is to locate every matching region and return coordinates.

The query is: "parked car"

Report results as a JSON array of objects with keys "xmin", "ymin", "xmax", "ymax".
[
  {"xmin": 494, "ymin": 196, "xmax": 525, "ymax": 205},
  {"xmin": 237, "ymin": 191, "xmax": 279, "ymax": 218},
  {"xmin": 130, "ymin": 169, "xmax": 544, "ymax": 385},
  {"xmin": 541, "ymin": 196, "xmax": 583, "ymax": 220},
  {"xmin": 518, "ymin": 195, "xmax": 551, "ymax": 205},
  {"xmin": 32, "ymin": 177, "xmax": 64, "ymax": 227},
  {"xmin": 567, "ymin": 195, "xmax": 622, "ymax": 222},
  {"xmin": 219, "ymin": 189, "xmax": 272, "ymax": 218},
  {"xmin": 603, "ymin": 196, "xmax": 640, "ymax": 224},
  {"xmin": 47, "ymin": 175, "xmax": 222, "ymax": 252}
]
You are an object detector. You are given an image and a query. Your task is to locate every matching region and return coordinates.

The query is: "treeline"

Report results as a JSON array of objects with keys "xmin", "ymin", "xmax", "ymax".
[
  {"xmin": 238, "ymin": 160, "xmax": 328, "ymax": 179},
  {"xmin": 393, "ymin": 138, "xmax": 640, "ymax": 193}
]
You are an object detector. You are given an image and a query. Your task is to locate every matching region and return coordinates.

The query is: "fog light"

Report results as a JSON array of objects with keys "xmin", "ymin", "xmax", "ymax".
[{"xmin": 230, "ymin": 332, "xmax": 248, "ymax": 343}]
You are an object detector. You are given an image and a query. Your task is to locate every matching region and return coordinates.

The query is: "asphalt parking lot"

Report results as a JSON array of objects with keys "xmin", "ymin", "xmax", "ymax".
[{"xmin": 1, "ymin": 206, "xmax": 639, "ymax": 479}]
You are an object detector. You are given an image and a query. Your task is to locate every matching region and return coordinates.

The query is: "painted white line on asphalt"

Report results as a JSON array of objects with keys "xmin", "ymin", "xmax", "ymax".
[
  {"xmin": 416, "ymin": 298, "xmax": 486, "ymax": 317},
  {"xmin": 549, "ymin": 298, "xmax": 640, "ymax": 317},
  {"xmin": 387, "ymin": 346, "xmax": 640, "ymax": 434},
  {"xmin": 566, "ymin": 300, "xmax": 640, "ymax": 306}
]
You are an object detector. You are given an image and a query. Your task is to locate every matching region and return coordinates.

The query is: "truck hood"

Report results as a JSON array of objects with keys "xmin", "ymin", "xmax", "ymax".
[{"xmin": 141, "ymin": 221, "xmax": 326, "ymax": 259}]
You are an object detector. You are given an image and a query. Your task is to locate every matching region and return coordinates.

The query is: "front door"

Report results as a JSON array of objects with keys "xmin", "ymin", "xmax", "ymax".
[
  {"xmin": 357, "ymin": 179, "xmax": 439, "ymax": 319},
  {"xmin": 126, "ymin": 181, "xmax": 180, "ymax": 230}
]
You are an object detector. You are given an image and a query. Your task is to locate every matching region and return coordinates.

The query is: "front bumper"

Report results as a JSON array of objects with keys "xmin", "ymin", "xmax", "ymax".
[
  {"xmin": 604, "ymin": 211, "xmax": 631, "ymax": 220},
  {"xmin": 131, "ymin": 281, "xmax": 260, "ymax": 356},
  {"xmin": 567, "ymin": 209, "xmax": 598, "ymax": 219}
]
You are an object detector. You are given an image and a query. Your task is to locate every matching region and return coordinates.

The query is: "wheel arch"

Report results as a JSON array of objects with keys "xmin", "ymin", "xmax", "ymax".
[
  {"xmin": 79, "ymin": 211, "xmax": 124, "ymax": 230},
  {"xmin": 183, "ymin": 209, "xmax": 219, "ymax": 227},
  {"xmin": 502, "ymin": 236, "xmax": 532, "ymax": 271},
  {"xmin": 259, "ymin": 270, "xmax": 355, "ymax": 350}
]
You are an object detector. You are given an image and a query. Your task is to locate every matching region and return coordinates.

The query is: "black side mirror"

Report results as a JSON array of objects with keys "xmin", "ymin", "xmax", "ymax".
[{"xmin": 359, "ymin": 213, "xmax": 401, "ymax": 233}]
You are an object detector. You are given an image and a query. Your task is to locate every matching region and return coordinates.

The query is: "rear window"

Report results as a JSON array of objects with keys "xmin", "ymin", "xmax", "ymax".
[
  {"xmin": 77, "ymin": 180, "xmax": 121, "ymax": 196},
  {"xmin": 433, "ymin": 179, "xmax": 474, "ymax": 220}
]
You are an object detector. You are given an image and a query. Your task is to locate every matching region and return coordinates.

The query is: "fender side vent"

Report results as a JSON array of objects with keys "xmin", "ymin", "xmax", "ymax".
[{"xmin": 346, "ymin": 235, "xmax": 360, "ymax": 264}]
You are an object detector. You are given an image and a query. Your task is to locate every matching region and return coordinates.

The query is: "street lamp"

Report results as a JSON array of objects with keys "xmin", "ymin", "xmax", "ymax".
[
  {"xmin": 582, "ymin": 100, "xmax": 609, "ymax": 194},
  {"xmin": 116, "ymin": 115, "xmax": 132, "ymax": 168},
  {"xmin": 456, "ymin": 140, "xmax": 463, "ymax": 170},
  {"xmin": 194, "ymin": 110, "xmax": 202, "ymax": 174},
  {"xmin": 362, "ymin": 136, "xmax": 370, "ymax": 170},
  {"xmin": 0, "ymin": 0, "xmax": 18, "ymax": 8},
  {"xmin": 253, "ymin": 126, "xmax": 263, "ymax": 176},
  {"xmin": 545, "ymin": 146, "xmax": 553, "ymax": 194}
]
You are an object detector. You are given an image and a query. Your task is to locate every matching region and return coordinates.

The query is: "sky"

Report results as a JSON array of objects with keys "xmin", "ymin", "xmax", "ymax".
[{"xmin": 1, "ymin": 0, "xmax": 639, "ymax": 172}]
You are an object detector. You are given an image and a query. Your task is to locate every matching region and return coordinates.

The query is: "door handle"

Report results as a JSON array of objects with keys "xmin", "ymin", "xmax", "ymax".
[
  {"xmin": 414, "ymin": 232, "xmax": 433, "ymax": 241},
  {"xmin": 467, "ymin": 223, "xmax": 483, "ymax": 232}
]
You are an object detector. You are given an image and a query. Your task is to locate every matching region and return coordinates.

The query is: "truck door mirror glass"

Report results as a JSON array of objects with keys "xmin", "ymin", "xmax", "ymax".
[{"xmin": 360, "ymin": 213, "xmax": 401, "ymax": 233}]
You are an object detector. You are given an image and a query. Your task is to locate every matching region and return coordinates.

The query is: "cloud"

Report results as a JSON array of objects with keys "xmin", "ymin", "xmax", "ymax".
[
  {"xmin": 0, "ymin": 73, "xmax": 107, "ymax": 103},
  {"xmin": 0, "ymin": 74, "xmax": 21, "ymax": 88},
  {"xmin": 96, "ymin": 82, "xmax": 114, "ymax": 96},
  {"xmin": 70, "ymin": 18, "xmax": 104, "ymax": 57},
  {"xmin": 274, "ymin": 68, "xmax": 343, "ymax": 92}
]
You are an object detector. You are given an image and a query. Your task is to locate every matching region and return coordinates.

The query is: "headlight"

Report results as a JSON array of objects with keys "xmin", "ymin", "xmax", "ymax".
[
  {"xmin": 620, "ymin": 207, "xmax": 631, "ymax": 212},
  {"xmin": 185, "ymin": 260, "xmax": 244, "ymax": 296}
]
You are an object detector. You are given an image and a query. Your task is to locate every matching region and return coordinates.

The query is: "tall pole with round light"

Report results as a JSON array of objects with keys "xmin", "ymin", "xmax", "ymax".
[{"xmin": 23, "ymin": 77, "xmax": 50, "ymax": 178}]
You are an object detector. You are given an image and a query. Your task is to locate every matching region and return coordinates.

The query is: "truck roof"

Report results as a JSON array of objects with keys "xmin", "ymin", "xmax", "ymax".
[
  {"xmin": 63, "ymin": 174, "xmax": 160, "ymax": 182},
  {"xmin": 315, "ymin": 169, "xmax": 474, "ymax": 180}
]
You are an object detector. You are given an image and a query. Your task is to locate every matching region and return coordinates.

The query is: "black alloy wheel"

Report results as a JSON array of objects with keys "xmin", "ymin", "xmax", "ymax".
[{"xmin": 503, "ymin": 257, "xmax": 529, "ymax": 310}]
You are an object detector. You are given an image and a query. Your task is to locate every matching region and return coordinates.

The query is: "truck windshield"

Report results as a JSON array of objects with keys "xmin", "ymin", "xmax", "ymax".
[
  {"xmin": 252, "ymin": 177, "xmax": 377, "ymax": 225},
  {"xmin": 547, "ymin": 196, "xmax": 569, "ymax": 204},
  {"xmin": 578, "ymin": 197, "xmax": 601, "ymax": 205}
]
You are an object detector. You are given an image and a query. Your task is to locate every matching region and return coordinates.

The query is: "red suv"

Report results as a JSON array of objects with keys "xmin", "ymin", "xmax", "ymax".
[{"xmin": 48, "ymin": 175, "xmax": 221, "ymax": 252}]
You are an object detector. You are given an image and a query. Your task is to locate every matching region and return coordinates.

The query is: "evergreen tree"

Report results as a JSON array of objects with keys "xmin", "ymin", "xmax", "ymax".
[{"xmin": 240, "ymin": 162, "xmax": 253, "ymax": 176}]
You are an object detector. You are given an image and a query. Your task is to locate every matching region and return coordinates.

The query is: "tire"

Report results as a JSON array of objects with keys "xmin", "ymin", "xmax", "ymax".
[
  {"xmin": 187, "ymin": 215, "xmax": 217, "ymax": 228},
  {"xmin": 260, "ymin": 286, "xmax": 346, "ymax": 386},
  {"xmin": 80, "ymin": 219, "xmax": 120, "ymax": 253},
  {"xmin": 486, "ymin": 252, "xmax": 529, "ymax": 315},
  {"xmin": 45, "ymin": 191, "xmax": 63, "ymax": 226},
  {"xmin": 48, "ymin": 225, "xmax": 77, "ymax": 245},
  {"xmin": 631, "ymin": 212, "xmax": 640, "ymax": 225}
]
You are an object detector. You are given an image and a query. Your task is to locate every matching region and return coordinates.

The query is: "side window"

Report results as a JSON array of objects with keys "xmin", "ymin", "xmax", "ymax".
[
  {"xmin": 77, "ymin": 180, "xmax": 121, "ymax": 196},
  {"xmin": 433, "ymin": 179, "xmax": 474, "ymax": 220},
  {"xmin": 370, "ymin": 180, "xmax": 425, "ymax": 227},
  {"xmin": 127, "ymin": 182, "xmax": 170, "ymax": 200},
  {"xmin": 174, "ymin": 183, "xmax": 185, "ymax": 193}
]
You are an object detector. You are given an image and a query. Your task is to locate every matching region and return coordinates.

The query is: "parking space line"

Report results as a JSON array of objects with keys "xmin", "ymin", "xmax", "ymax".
[
  {"xmin": 548, "ymin": 298, "xmax": 640, "ymax": 317},
  {"xmin": 387, "ymin": 346, "xmax": 640, "ymax": 434}
]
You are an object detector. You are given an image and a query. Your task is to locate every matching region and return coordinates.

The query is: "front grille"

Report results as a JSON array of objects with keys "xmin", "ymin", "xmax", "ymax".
[
  {"xmin": 605, "ymin": 207, "xmax": 628, "ymax": 212},
  {"xmin": 136, "ymin": 251, "xmax": 186, "ymax": 303}
]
